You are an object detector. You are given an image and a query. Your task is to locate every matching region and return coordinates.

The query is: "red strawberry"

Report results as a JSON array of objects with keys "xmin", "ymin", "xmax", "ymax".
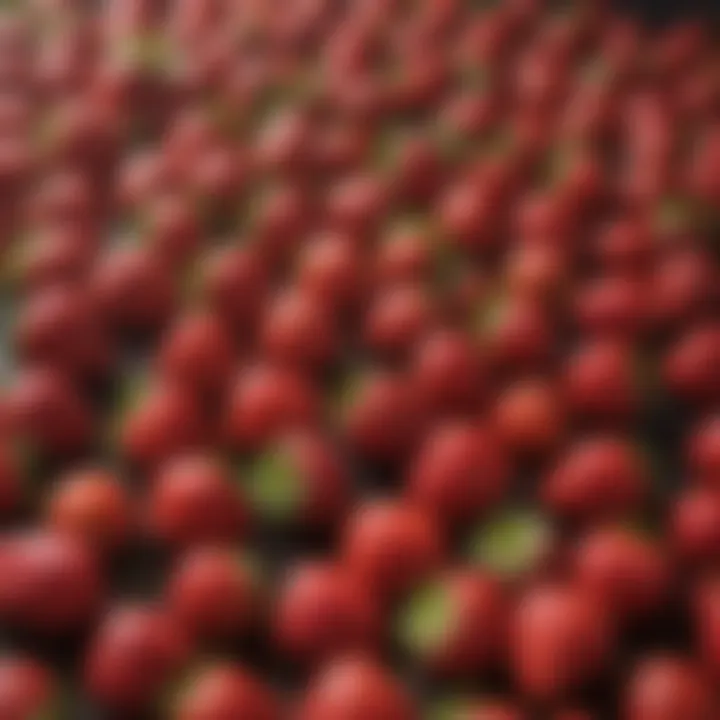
[
  {"xmin": 543, "ymin": 437, "xmax": 647, "ymax": 523},
  {"xmin": 90, "ymin": 245, "xmax": 175, "ymax": 333},
  {"xmin": 364, "ymin": 283, "xmax": 438, "ymax": 360},
  {"xmin": 342, "ymin": 500, "xmax": 444, "ymax": 602},
  {"xmin": 670, "ymin": 487, "xmax": 720, "ymax": 566},
  {"xmin": 158, "ymin": 310, "xmax": 236, "ymax": 398},
  {"xmin": 297, "ymin": 656, "xmax": 417, "ymax": 720},
  {"xmin": 412, "ymin": 329, "xmax": 488, "ymax": 417},
  {"xmin": 5, "ymin": 367, "xmax": 94, "ymax": 457},
  {"xmin": 148, "ymin": 454, "xmax": 248, "ymax": 548},
  {"xmin": 261, "ymin": 288, "xmax": 338, "ymax": 372},
  {"xmin": 224, "ymin": 363, "xmax": 321, "ymax": 452},
  {"xmin": 273, "ymin": 561, "xmax": 382, "ymax": 665},
  {"xmin": 196, "ymin": 245, "xmax": 267, "ymax": 334},
  {"xmin": 173, "ymin": 663, "xmax": 281, "ymax": 720},
  {"xmin": 46, "ymin": 466, "xmax": 133, "ymax": 553},
  {"xmin": 247, "ymin": 429, "xmax": 352, "ymax": 530},
  {"xmin": 399, "ymin": 569, "xmax": 507, "ymax": 677},
  {"xmin": 688, "ymin": 416, "xmax": 720, "ymax": 486},
  {"xmin": 85, "ymin": 604, "xmax": 190, "ymax": 713},
  {"xmin": 0, "ymin": 657, "xmax": 57, "ymax": 720},
  {"xmin": 623, "ymin": 656, "xmax": 715, "ymax": 720},
  {"xmin": 0, "ymin": 531, "xmax": 103, "ymax": 635},
  {"xmin": 0, "ymin": 440, "xmax": 23, "ymax": 518},
  {"xmin": 573, "ymin": 526, "xmax": 670, "ymax": 623},
  {"xmin": 342, "ymin": 370, "xmax": 427, "ymax": 465},
  {"xmin": 510, "ymin": 583, "xmax": 614, "ymax": 700},
  {"xmin": 14, "ymin": 283, "xmax": 113, "ymax": 379},
  {"xmin": 118, "ymin": 379, "xmax": 206, "ymax": 468},
  {"xmin": 564, "ymin": 339, "xmax": 640, "ymax": 427},
  {"xmin": 167, "ymin": 547, "xmax": 260, "ymax": 645},
  {"xmin": 406, "ymin": 421, "xmax": 509, "ymax": 527},
  {"xmin": 493, "ymin": 378, "xmax": 565, "ymax": 456},
  {"xmin": 298, "ymin": 230, "xmax": 366, "ymax": 312},
  {"xmin": 663, "ymin": 324, "xmax": 720, "ymax": 408}
]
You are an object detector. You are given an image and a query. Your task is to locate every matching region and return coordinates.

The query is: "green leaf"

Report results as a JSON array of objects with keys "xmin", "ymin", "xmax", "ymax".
[
  {"xmin": 470, "ymin": 509, "xmax": 552, "ymax": 577},
  {"xmin": 9, "ymin": 433, "xmax": 44, "ymax": 490},
  {"xmin": 237, "ymin": 551, "xmax": 266, "ymax": 594},
  {"xmin": 112, "ymin": 32, "xmax": 179, "ymax": 76},
  {"xmin": 434, "ymin": 127, "xmax": 468, "ymax": 165},
  {"xmin": 33, "ymin": 704, "xmax": 60, "ymax": 720},
  {"xmin": 480, "ymin": 127, "xmax": 515, "ymax": 160},
  {"xmin": 425, "ymin": 697, "xmax": 471, "ymax": 720},
  {"xmin": 398, "ymin": 581, "xmax": 455, "ymax": 657},
  {"xmin": 473, "ymin": 289, "xmax": 507, "ymax": 338},
  {"xmin": 102, "ymin": 368, "xmax": 150, "ymax": 456},
  {"xmin": 247, "ymin": 449, "xmax": 304, "ymax": 523},
  {"xmin": 31, "ymin": 673, "xmax": 73, "ymax": 720},
  {"xmin": 580, "ymin": 57, "xmax": 613, "ymax": 88},
  {"xmin": 653, "ymin": 196, "xmax": 696, "ymax": 238},
  {"xmin": 0, "ymin": 232, "xmax": 31, "ymax": 289},
  {"xmin": 333, "ymin": 371, "xmax": 365, "ymax": 421},
  {"xmin": 158, "ymin": 656, "xmax": 220, "ymax": 719}
]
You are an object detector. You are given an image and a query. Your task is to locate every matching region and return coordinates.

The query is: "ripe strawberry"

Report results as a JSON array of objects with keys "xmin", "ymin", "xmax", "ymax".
[
  {"xmin": 273, "ymin": 561, "xmax": 382, "ymax": 665},
  {"xmin": 297, "ymin": 230, "xmax": 366, "ymax": 313},
  {"xmin": 505, "ymin": 243, "xmax": 567, "ymax": 304},
  {"xmin": 670, "ymin": 487, "xmax": 720, "ymax": 566},
  {"xmin": 224, "ymin": 363, "xmax": 321, "ymax": 452},
  {"xmin": 0, "ymin": 657, "xmax": 57, "ymax": 720},
  {"xmin": 0, "ymin": 531, "xmax": 103, "ymax": 635},
  {"xmin": 438, "ymin": 179, "xmax": 500, "ymax": 253},
  {"xmin": 573, "ymin": 526, "xmax": 670, "ymax": 623},
  {"xmin": 90, "ymin": 244, "xmax": 175, "ymax": 333},
  {"xmin": 479, "ymin": 297, "xmax": 555, "ymax": 373},
  {"xmin": 573, "ymin": 276, "xmax": 648, "ymax": 341},
  {"xmin": 412, "ymin": 329, "xmax": 488, "ymax": 417},
  {"xmin": 118, "ymin": 379, "xmax": 206, "ymax": 468},
  {"xmin": 623, "ymin": 656, "xmax": 715, "ymax": 720},
  {"xmin": 167, "ymin": 546, "xmax": 260, "ymax": 645},
  {"xmin": 406, "ymin": 421, "xmax": 509, "ymax": 527},
  {"xmin": 196, "ymin": 245, "xmax": 267, "ymax": 334},
  {"xmin": 142, "ymin": 192, "xmax": 201, "ymax": 270},
  {"xmin": 688, "ymin": 416, "xmax": 720, "ymax": 486},
  {"xmin": 663, "ymin": 324, "xmax": 720, "ymax": 408},
  {"xmin": 45, "ymin": 466, "xmax": 132, "ymax": 552},
  {"xmin": 342, "ymin": 370, "xmax": 427, "ymax": 465},
  {"xmin": 342, "ymin": 500, "xmax": 444, "ymax": 602},
  {"xmin": 691, "ymin": 576, "xmax": 720, "ymax": 679},
  {"xmin": 297, "ymin": 656, "xmax": 417, "ymax": 720},
  {"xmin": 85, "ymin": 604, "xmax": 190, "ymax": 713},
  {"xmin": 13, "ymin": 225, "xmax": 93, "ymax": 292},
  {"xmin": 510, "ymin": 583, "xmax": 614, "ymax": 700},
  {"xmin": 493, "ymin": 378, "xmax": 565, "ymax": 456},
  {"xmin": 363, "ymin": 283, "xmax": 438, "ymax": 360},
  {"xmin": 157, "ymin": 310, "xmax": 235, "ymax": 398},
  {"xmin": 173, "ymin": 663, "xmax": 281, "ymax": 720},
  {"xmin": 0, "ymin": 440, "xmax": 23, "ymax": 518},
  {"xmin": 649, "ymin": 247, "xmax": 716, "ymax": 330},
  {"xmin": 398, "ymin": 569, "xmax": 507, "ymax": 677},
  {"xmin": 324, "ymin": 172, "xmax": 387, "ymax": 240},
  {"xmin": 247, "ymin": 429, "xmax": 352, "ymax": 530},
  {"xmin": 14, "ymin": 283, "xmax": 113, "ymax": 379},
  {"xmin": 260, "ymin": 288, "xmax": 338, "ymax": 372},
  {"xmin": 564, "ymin": 339, "xmax": 640, "ymax": 427},
  {"xmin": 147, "ymin": 454, "xmax": 248, "ymax": 548},
  {"xmin": 4, "ymin": 367, "xmax": 94, "ymax": 457},
  {"xmin": 543, "ymin": 437, "xmax": 647, "ymax": 523}
]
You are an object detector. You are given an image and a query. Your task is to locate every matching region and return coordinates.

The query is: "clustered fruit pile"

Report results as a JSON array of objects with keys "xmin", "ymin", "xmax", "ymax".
[{"xmin": 0, "ymin": 0, "xmax": 717, "ymax": 718}]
